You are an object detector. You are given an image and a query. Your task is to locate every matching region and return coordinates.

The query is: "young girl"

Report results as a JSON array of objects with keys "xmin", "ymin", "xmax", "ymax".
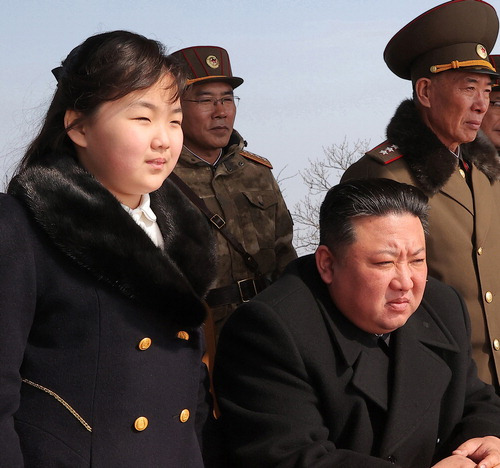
[{"xmin": 0, "ymin": 31, "xmax": 215, "ymax": 466}]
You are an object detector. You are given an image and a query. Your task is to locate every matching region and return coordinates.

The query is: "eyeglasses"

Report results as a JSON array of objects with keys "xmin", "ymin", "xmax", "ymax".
[{"xmin": 183, "ymin": 96, "xmax": 240, "ymax": 111}]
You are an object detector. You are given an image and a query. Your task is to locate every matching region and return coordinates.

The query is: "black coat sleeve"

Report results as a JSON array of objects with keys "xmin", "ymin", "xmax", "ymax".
[
  {"xmin": 432, "ymin": 283, "xmax": 500, "ymax": 458},
  {"xmin": 0, "ymin": 195, "xmax": 38, "ymax": 467}
]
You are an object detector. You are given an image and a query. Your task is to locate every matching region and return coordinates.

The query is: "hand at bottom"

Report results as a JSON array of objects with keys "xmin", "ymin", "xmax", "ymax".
[
  {"xmin": 432, "ymin": 454, "xmax": 476, "ymax": 467},
  {"xmin": 452, "ymin": 436, "xmax": 500, "ymax": 468}
]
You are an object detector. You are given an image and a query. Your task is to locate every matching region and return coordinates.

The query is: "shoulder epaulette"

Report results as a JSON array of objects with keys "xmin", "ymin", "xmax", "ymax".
[
  {"xmin": 366, "ymin": 140, "xmax": 403, "ymax": 165},
  {"xmin": 240, "ymin": 150, "xmax": 273, "ymax": 169}
]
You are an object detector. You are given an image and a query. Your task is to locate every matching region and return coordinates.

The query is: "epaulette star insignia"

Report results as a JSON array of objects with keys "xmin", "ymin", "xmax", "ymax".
[{"xmin": 366, "ymin": 140, "xmax": 403, "ymax": 165}]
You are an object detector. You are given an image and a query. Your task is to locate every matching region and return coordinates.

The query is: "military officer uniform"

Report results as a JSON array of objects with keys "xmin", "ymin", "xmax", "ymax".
[
  {"xmin": 342, "ymin": 0, "xmax": 500, "ymax": 391},
  {"xmin": 171, "ymin": 46, "xmax": 296, "ymax": 336}
]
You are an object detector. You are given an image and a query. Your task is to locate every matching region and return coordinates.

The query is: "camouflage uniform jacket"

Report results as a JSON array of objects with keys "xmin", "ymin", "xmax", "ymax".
[{"xmin": 173, "ymin": 130, "xmax": 297, "ymax": 329}]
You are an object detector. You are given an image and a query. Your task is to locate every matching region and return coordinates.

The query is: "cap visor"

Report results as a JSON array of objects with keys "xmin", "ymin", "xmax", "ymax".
[{"xmin": 186, "ymin": 76, "xmax": 244, "ymax": 89}]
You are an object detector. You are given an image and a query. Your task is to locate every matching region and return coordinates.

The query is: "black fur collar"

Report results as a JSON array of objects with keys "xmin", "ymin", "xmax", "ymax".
[
  {"xmin": 387, "ymin": 100, "xmax": 500, "ymax": 193},
  {"xmin": 8, "ymin": 154, "xmax": 216, "ymax": 329}
]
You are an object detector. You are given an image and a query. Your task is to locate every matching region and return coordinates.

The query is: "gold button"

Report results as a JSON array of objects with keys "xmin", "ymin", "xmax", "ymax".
[
  {"xmin": 138, "ymin": 337, "xmax": 152, "ymax": 350},
  {"xmin": 494, "ymin": 339, "xmax": 500, "ymax": 351},
  {"xmin": 459, "ymin": 168, "xmax": 466, "ymax": 179},
  {"xmin": 177, "ymin": 331, "xmax": 190, "ymax": 341},
  {"xmin": 477, "ymin": 247, "xmax": 483, "ymax": 255},
  {"xmin": 179, "ymin": 409, "xmax": 190, "ymax": 423},
  {"xmin": 134, "ymin": 416, "xmax": 148, "ymax": 431},
  {"xmin": 485, "ymin": 291, "xmax": 493, "ymax": 303}
]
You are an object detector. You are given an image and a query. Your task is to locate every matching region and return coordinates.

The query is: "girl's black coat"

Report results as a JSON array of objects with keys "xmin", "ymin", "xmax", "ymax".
[{"xmin": 1, "ymin": 154, "xmax": 216, "ymax": 466}]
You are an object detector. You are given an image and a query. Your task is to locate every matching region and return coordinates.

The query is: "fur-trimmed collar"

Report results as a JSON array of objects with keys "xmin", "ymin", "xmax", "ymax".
[
  {"xmin": 387, "ymin": 99, "xmax": 500, "ymax": 193},
  {"xmin": 8, "ymin": 154, "xmax": 216, "ymax": 329}
]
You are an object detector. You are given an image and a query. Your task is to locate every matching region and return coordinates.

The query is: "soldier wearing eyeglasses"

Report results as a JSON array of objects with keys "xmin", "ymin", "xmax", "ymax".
[
  {"xmin": 171, "ymin": 46, "xmax": 296, "ymax": 338},
  {"xmin": 342, "ymin": 0, "xmax": 500, "ymax": 392},
  {"xmin": 482, "ymin": 55, "xmax": 500, "ymax": 151}
]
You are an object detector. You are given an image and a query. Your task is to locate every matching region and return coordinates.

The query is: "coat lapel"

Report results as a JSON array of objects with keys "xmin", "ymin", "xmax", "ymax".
[
  {"xmin": 439, "ymin": 170, "xmax": 474, "ymax": 215},
  {"xmin": 318, "ymin": 297, "xmax": 391, "ymax": 411},
  {"xmin": 379, "ymin": 301, "xmax": 460, "ymax": 456},
  {"xmin": 350, "ymin": 345, "xmax": 390, "ymax": 411}
]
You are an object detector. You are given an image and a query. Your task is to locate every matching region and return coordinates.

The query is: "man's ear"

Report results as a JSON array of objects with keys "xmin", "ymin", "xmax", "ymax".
[
  {"xmin": 64, "ymin": 109, "xmax": 87, "ymax": 148},
  {"xmin": 415, "ymin": 77, "xmax": 432, "ymax": 108},
  {"xmin": 315, "ymin": 245, "xmax": 335, "ymax": 285}
]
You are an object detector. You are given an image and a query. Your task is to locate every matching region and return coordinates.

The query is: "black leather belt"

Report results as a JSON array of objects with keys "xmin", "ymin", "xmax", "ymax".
[{"xmin": 206, "ymin": 278, "xmax": 269, "ymax": 307}]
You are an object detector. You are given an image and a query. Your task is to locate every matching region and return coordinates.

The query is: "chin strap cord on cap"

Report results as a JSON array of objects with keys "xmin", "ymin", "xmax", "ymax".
[{"xmin": 430, "ymin": 59, "xmax": 496, "ymax": 74}]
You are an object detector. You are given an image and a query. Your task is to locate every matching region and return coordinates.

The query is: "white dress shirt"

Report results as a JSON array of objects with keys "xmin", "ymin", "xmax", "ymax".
[{"xmin": 121, "ymin": 194, "xmax": 164, "ymax": 249}]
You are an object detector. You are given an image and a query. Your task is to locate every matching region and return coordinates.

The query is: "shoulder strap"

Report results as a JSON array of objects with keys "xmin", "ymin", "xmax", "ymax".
[
  {"xmin": 240, "ymin": 150, "xmax": 273, "ymax": 169},
  {"xmin": 168, "ymin": 173, "xmax": 262, "ymax": 275},
  {"xmin": 366, "ymin": 140, "xmax": 403, "ymax": 165}
]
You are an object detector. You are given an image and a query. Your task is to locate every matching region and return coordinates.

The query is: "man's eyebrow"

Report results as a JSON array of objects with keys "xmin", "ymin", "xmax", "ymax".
[
  {"xmin": 411, "ymin": 247, "xmax": 426, "ymax": 256},
  {"xmin": 373, "ymin": 246, "xmax": 426, "ymax": 256},
  {"xmin": 464, "ymin": 76, "xmax": 493, "ymax": 86}
]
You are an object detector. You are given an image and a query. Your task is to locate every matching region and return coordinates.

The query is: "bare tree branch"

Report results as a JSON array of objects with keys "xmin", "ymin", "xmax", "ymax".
[
  {"xmin": 291, "ymin": 137, "xmax": 370, "ymax": 255},
  {"xmin": 274, "ymin": 164, "xmax": 298, "ymax": 198}
]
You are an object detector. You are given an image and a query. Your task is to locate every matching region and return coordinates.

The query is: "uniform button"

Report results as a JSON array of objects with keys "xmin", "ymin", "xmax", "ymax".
[
  {"xmin": 485, "ymin": 291, "xmax": 493, "ymax": 303},
  {"xmin": 494, "ymin": 339, "xmax": 500, "ymax": 351},
  {"xmin": 459, "ymin": 168, "xmax": 466, "ymax": 179},
  {"xmin": 138, "ymin": 337, "xmax": 152, "ymax": 350},
  {"xmin": 177, "ymin": 331, "xmax": 190, "ymax": 341},
  {"xmin": 386, "ymin": 455, "xmax": 397, "ymax": 464},
  {"xmin": 134, "ymin": 416, "xmax": 149, "ymax": 431},
  {"xmin": 179, "ymin": 409, "xmax": 190, "ymax": 423},
  {"xmin": 477, "ymin": 247, "xmax": 483, "ymax": 255}
]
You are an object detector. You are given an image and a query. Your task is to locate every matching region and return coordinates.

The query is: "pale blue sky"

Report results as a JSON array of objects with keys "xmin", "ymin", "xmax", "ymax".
[{"xmin": 1, "ymin": 0, "xmax": 499, "ymax": 207}]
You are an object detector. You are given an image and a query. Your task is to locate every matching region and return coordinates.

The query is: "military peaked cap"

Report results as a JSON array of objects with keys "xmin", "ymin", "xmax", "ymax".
[
  {"xmin": 171, "ymin": 46, "xmax": 243, "ymax": 89},
  {"xmin": 384, "ymin": 0, "xmax": 499, "ymax": 82}
]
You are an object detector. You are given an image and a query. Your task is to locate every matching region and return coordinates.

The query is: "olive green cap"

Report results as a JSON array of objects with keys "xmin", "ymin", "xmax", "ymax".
[
  {"xmin": 384, "ymin": 0, "xmax": 499, "ymax": 82},
  {"xmin": 171, "ymin": 46, "xmax": 243, "ymax": 89},
  {"xmin": 490, "ymin": 54, "xmax": 500, "ymax": 89}
]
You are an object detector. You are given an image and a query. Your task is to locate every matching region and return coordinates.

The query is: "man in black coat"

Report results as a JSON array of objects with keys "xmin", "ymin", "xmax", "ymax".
[{"xmin": 214, "ymin": 179, "xmax": 500, "ymax": 468}]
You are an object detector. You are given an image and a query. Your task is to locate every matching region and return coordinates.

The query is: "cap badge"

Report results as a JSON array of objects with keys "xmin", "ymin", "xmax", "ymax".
[
  {"xmin": 476, "ymin": 44, "xmax": 488, "ymax": 59},
  {"xmin": 206, "ymin": 55, "xmax": 220, "ymax": 69}
]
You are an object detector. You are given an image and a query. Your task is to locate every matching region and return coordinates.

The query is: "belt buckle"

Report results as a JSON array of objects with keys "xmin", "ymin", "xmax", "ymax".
[
  {"xmin": 210, "ymin": 214, "xmax": 225, "ymax": 229},
  {"xmin": 237, "ymin": 278, "xmax": 257, "ymax": 303}
]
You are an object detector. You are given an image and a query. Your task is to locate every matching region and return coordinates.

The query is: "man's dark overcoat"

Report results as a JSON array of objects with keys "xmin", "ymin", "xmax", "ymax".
[
  {"xmin": 214, "ymin": 255, "xmax": 500, "ymax": 468},
  {"xmin": 0, "ymin": 154, "xmax": 216, "ymax": 466}
]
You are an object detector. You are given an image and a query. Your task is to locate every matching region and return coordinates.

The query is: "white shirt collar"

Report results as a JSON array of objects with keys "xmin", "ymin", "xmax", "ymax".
[
  {"xmin": 121, "ymin": 194, "xmax": 164, "ymax": 249},
  {"xmin": 449, "ymin": 145, "xmax": 461, "ymax": 160},
  {"xmin": 121, "ymin": 193, "xmax": 157, "ymax": 223}
]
